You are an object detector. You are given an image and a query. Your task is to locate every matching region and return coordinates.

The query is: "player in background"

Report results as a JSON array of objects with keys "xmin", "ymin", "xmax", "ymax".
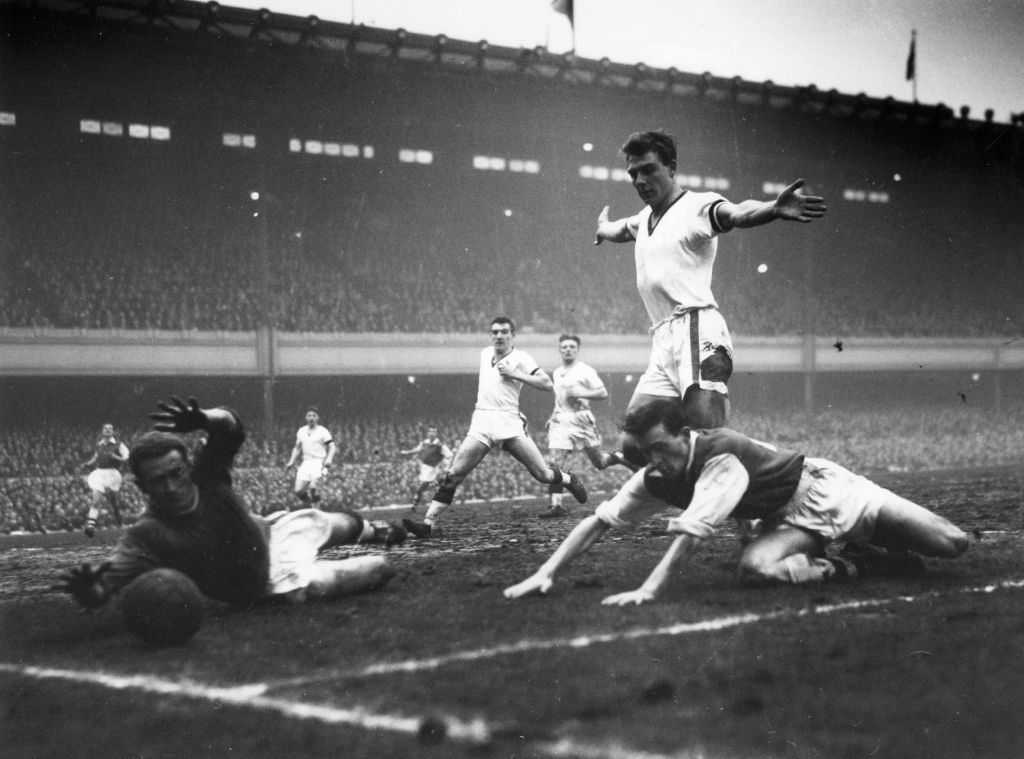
[
  {"xmin": 403, "ymin": 316, "xmax": 588, "ymax": 540},
  {"xmin": 505, "ymin": 396, "xmax": 968, "ymax": 605},
  {"xmin": 593, "ymin": 130, "xmax": 826, "ymax": 456},
  {"xmin": 285, "ymin": 407, "xmax": 336, "ymax": 507},
  {"xmin": 56, "ymin": 396, "xmax": 403, "ymax": 613},
  {"xmin": 80, "ymin": 423, "xmax": 130, "ymax": 537},
  {"xmin": 399, "ymin": 426, "xmax": 453, "ymax": 509},
  {"xmin": 540, "ymin": 334, "xmax": 637, "ymax": 519}
]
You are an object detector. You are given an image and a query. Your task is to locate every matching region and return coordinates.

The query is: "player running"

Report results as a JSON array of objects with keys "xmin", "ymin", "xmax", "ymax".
[
  {"xmin": 400, "ymin": 427, "xmax": 453, "ymax": 509},
  {"xmin": 403, "ymin": 316, "xmax": 587, "ymax": 539},
  {"xmin": 505, "ymin": 396, "xmax": 968, "ymax": 605},
  {"xmin": 540, "ymin": 334, "xmax": 636, "ymax": 519},
  {"xmin": 80, "ymin": 423, "xmax": 130, "ymax": 537}
]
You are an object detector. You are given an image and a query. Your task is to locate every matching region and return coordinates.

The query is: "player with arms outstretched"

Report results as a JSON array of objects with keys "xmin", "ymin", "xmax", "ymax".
[{"xmin": 594, "ymin": 129, "xmax": 826, "ymax": 450}]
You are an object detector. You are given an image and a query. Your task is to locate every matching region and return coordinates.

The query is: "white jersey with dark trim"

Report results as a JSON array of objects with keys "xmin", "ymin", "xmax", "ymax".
[
  {"xmin": 475, "ymin": 347, "xmax": 540, "ymax": 413},
  {"xmin": 552, "ymin": 361, "xmax": 604, "ymax": 414},
  {"xmin": 628, "ymin": 190, "xmax": 727, "ymax": 324},
  {"xmin": 295, "ymin": 425, "xmax": 333, "ymax": 461}
]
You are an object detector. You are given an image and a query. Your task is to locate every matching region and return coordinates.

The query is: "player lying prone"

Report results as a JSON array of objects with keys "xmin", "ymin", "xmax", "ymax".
[
  {"xmin": 55, "ymin": 397, "xmax": 405, "ymax": 622},
  {"xmin": 504, "ymin": 397, "xmax": 969, "ymax": 606}
]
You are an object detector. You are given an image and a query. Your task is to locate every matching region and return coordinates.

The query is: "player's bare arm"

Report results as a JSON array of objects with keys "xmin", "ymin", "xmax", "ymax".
[
  {"xmin": 499, "ymin": 364, "xmax": 553, "ymax": 392},
  {"xmin": 603, "ymin": 455, "xmax": 749, "ymax": 607},
  {"xmin": 504, "ymin": 514, "xmax": 610, "ymax": 599},
  {"xmin": 593, "ymin": 205, "xmax": 635, "ymax": 245},
  {"xmin": 717, "ymin": 179, "xmax": 826, "ymax": 231}
]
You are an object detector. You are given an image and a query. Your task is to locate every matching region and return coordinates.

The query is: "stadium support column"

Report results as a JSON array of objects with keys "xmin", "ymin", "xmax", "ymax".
[
  {"xmin": 255, "ymin": 188, "xmax": 276, "ymax": 442},
  {"xmin": 801, "ymin": 210, "xmax": 816, "ymax": 416}
]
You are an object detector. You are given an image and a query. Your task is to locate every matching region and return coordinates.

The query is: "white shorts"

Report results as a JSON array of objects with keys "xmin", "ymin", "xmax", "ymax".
[
  {"xmin": 264, "ymin": 509, "xmax": 333, "ymax": 595},
  {"xmin": 764, "ymin": 458, "xmax": 887, "ymax": 545},
  {"xmin": 295, "ymin": 459, "xmax": 325, "ymax": 488},
  {"xmin": 466, "ymin": 409, "xmax": 528, "ymax": 449},
  {"xmin": 635, "ymin": 307, "xmax": 733, "ymax": 397},
  {"xmin": 547, "ymin": 410, "xmax": 601, "ymax": 451},
  {"xmin": 417, "ymin": 462, "xmax": 443, "ymax": 483},
  {"xmin": 87, "ymin": 468, "xmax": 123, "ymax": 494}
]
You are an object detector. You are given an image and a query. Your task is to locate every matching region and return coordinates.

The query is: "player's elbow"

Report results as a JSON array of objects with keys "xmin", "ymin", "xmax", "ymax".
[{"xmin": 936, "ymin": 525, "xmax": 970, "ymax": 558}]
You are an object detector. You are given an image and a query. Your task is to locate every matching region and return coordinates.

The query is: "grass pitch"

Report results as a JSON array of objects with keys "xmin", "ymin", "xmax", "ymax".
[{"xmin": 2, "ymin": 466, "xmax": 1024, "ymax": 759}]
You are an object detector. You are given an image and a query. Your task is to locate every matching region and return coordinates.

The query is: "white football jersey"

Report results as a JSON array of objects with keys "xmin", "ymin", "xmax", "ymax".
[{"xmin": 475, "ymin": 347, "xmax": 540, "ymax": 413}]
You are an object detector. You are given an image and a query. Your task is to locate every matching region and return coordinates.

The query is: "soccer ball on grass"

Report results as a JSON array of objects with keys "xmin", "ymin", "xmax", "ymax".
[{"xmin": 119, "ymin": 568, "xmax": 205, "ymax": 645}]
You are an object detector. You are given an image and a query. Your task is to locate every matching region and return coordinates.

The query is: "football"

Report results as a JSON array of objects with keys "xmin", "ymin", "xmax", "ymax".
[{"xmin": 118, "ymin": 568, "xmax": 205, "ymax": 646}]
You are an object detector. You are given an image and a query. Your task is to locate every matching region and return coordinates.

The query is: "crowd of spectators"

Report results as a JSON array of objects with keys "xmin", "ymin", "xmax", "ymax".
[
  {"xmin": 3, "ymin": 402, "xmax": 1022, "ymax": 534},
  {"xmin": 3, "ymin": 178, "xmax": 1023, "ymax": 337}
]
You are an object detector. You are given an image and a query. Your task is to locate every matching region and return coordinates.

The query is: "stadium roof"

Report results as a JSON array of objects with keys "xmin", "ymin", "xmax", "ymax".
[{"xmin": 5, "ymin": 0, "xmax": 1019, "ymax": 131}]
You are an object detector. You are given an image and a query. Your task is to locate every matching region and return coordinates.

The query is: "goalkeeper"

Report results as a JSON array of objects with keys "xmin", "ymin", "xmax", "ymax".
[{"xmin": 56, "ymin": 396, "xmax": 404, "ymax": 610}]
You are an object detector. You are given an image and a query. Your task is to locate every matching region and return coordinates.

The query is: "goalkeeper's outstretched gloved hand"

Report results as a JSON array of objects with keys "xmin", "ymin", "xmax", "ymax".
[
  {"xmin": 150, "ymin": 396, "xmax": 207, "ymax": 433},
  {"xmin": 53, "ymin": 562, "xmax": 112, "ymax": 609}
]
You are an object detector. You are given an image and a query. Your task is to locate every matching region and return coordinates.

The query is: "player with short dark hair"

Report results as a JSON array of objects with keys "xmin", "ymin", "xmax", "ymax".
[
  {"xmin": 505, "ymin": 396, "xmax": 968, "ymax": 605},
  {"xmin": 594, "ymin": 129, "xmax": 826, "ymax": 453},
  {"xmin": 540, "ymin": 334, "xmax": 636, "ymax": 519},
  {"xmin": 403, "ymin": 317, "xmax": 588, "ymax": 539},
  {"xmin": 285, "ymin": 407, "xmax": 336, "ymax": 507},
  {"xmin": 56, "ymin": 397, "xmax": 402, "ymax": 612},
  {"xmin": 80, "ymin": 423, "xmax": 130, "ymax": 537}
]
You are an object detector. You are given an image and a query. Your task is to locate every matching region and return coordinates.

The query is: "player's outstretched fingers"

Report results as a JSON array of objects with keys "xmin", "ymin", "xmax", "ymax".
[{"xmin": 503, "ymin": 574, "xmax": 552, "ymax": 599}]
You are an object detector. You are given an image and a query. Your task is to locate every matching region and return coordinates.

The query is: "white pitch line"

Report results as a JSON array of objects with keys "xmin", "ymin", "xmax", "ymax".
[
  {"xmin": 5, "ymin": 578, "xmax": 1024, "ymax": 759},
  {"xmin": 0, "ymin": 664, "xmax": 697, "ymax": 758},
  {"xmin": 267, "ymin": 577, "xmax": 1024, "ymax": 688}
]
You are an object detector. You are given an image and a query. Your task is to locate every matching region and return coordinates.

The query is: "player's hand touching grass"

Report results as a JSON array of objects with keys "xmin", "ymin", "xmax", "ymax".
[
  {"xmin": 503, "ymin": 573, "xmax": 553, "ymax": 599},
  {"xmin": 600, "ymin": 588, "xmax": 656, "ymax": 607}
]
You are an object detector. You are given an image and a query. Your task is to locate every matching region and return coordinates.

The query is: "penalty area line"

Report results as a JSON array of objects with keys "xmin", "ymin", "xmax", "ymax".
[
  {"xmin": 0, "ymin": 664, "xmax": 692, "ymax": 758},
  {"xmin": 268, "ymin": 577, "xmax": 1024, "ymax": 688}
]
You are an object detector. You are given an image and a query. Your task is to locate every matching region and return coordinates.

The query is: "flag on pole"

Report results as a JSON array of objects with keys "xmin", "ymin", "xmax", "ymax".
[
  {"xmin": 905, "ymin": 30, "xmax": 916, "ymax": 81},
  {"xmin": 551, "ymin": 0, "xmax": 574, "ymax": 27}
]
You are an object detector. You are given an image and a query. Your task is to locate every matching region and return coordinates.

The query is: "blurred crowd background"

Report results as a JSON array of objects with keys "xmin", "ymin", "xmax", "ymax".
[{"xmin": 3, "ymin": 402, "xmax": 1022, "ymax": 534}]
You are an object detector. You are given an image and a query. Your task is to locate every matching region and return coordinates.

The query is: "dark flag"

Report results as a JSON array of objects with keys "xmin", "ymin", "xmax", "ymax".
[
  {"xmin": 551, "ymin": 0, "xmax": 574, "ymax": 26},
  {"xmin": 905, "ymin": 31, "xmax": 916, "ymax": 81}
]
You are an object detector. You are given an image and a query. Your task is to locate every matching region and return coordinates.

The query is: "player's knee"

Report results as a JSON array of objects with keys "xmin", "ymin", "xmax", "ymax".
[
  {"xmin": 736, "ymin": 555, "xmax": 775, "ymax": 586},
  {"xmin": 700, "ymin": 347, "xmax": 733, "ymax": 384},
  {"xmin": 296, "ymin": 490, "xmax": 311, "ymax": 502},
  {"xmin": 681, "ymin": 384, "xmax": 728, "ymax": 429}
]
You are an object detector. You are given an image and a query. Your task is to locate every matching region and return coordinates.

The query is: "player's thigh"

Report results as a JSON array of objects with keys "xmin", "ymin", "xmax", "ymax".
[
  {"xmin": 504, "ymin": 436, "xmax": 551, "ymax": 477},
  {"xmin": 738, "ymin": 525, "xmax": 823, "ymax": 575},
  {"xmin": 547, "ymin": 448, "xmax": 570, "ymax": 467},
  {"xmin": 871, "ymin": 493, "xmax": 968, "ymax": 557},
  {"xmin": 449, "ymin": 437, "xmax": 490, "ymax": 477}
]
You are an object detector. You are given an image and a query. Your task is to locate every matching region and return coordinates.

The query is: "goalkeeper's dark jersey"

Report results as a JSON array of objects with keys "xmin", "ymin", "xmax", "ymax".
[
  {"xmin": 644, "ymin": 428, "xmax": 805, "ymax": 520},
  {"xmin": 106, "ymin": 412, "xmax": 270, "ymax": 607}
]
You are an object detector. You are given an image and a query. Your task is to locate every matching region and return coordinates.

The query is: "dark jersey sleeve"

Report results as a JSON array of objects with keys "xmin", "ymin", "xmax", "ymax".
[{"xmin": 191, "ymin": 408, "xmax": 246, "ymax": 488}]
